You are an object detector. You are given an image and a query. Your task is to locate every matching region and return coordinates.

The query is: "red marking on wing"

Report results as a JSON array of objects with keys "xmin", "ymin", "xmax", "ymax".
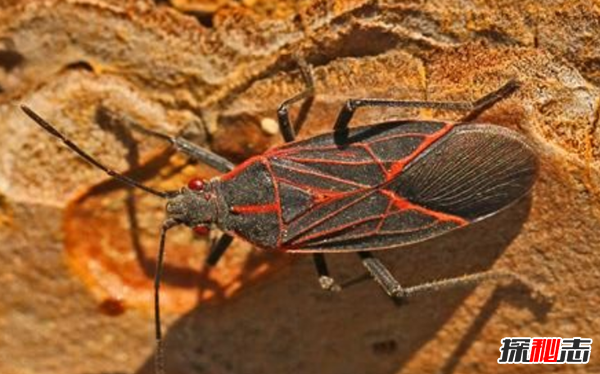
[
  {"xmin": 262, "ymin": 159, "xmax": 284, "ymax": 247},
  {"xmin": 379, "ymin": 190, "xmax": 413, "ymax": 210},
  {"xmin": 231, "ymin": 203, "xmax": 279, "ymax": 214},
  {"xmin": 290, "ymin": 215, "xmax": 382, "ymax": 244},
  {"xmin": 288, "ymin": 190, "xmax": 376, "ymax": 240},
  {"xmin": 275, "ymin": 177, "xmax": 354, "ymax": 200},
  {"xmin": 294, "ymin": 218, "xmax": 442, "ymax": 248},
  {"xmin": 379, "ymin": 189, "xmax": 467, "ymax": 225},
  {"xmin": 264, "ymin": 132, "xmax": 436, "ymax": 158},
  {"xmin": 274, "ymin": 162, "xmax": 369, "ymax": 189},
  {"xmin": 335, "ymin": 150, "xmax": 359, "ymax": 157},
  {"xmin": 289, "ymin": 192, "xmax": 352, "ymax": 223},
  {"xmin": 387, "ymin": 124, "xmax": 454, "ymax": 178},
  {"xmin": 266, "ymin": 127, "xmax": 455, "ymax": 185},
  {"xmin": 274, "ymin": 176, "xmax": 363, "ymax": 224},
  {"xmin": 375, "ymin": 199, "xmax": 395, "ymax": 232},
  {"xmin": 283, "ymin": 157, "xmax": 377, "ymax": 166},
  {"xmin": 220, "ymin": 155, "xmax": 263, "ymax": 181},
  {"xmin": 358, "ymin": 143, "xmax": 390, "ymax": 178},
  {"xmin": 313, "ymin": 191, "xmax": 343, "ymax": 204}
]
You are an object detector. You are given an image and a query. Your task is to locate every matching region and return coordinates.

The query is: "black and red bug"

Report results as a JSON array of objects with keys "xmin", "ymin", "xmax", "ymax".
[{"xmin": 21, "ymin": 60, "xmax": 538, "ymax": 374}]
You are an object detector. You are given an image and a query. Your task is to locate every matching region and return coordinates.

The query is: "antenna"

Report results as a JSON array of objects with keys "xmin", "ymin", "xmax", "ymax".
[
  {"xmin": 154, "ymin": 218, "xmax": 179, "ymax": 374},
  {"xmin": 21, "ymin": 105, "xmax": 168, "ymax": 198}
]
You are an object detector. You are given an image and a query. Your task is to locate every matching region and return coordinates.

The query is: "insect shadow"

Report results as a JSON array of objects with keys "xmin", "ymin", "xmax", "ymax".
[
  {"xmin": 86, "ymin": 107, "xmax": 280, "ymax": 298},
  {"xmin": 93, "ymin": 107, "xmax": 204, "ymax": 287},
  {"xmin": 134, "ymin": 193, "xmax": 550, "ymax": 374}
]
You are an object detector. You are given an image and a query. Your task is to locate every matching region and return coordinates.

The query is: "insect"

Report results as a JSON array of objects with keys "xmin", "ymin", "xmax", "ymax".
[{"xmin": 21, "ymin": 61, "xmax": 538, "ymax": 374}]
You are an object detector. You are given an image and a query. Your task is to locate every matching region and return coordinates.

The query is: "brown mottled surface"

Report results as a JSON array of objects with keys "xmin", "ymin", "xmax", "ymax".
[{"xmin": 0, "ymin": 1, "xmax": 599, "ymax": 374}]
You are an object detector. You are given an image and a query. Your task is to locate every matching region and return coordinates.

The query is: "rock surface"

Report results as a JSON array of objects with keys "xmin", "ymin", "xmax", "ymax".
[{"xmin": 0, "ymin": 1, "xmax": 599, "ymax": 374}]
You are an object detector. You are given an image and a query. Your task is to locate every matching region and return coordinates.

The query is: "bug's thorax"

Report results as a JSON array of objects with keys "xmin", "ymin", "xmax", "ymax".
[{"xmin": 165, "ymin": 179, "xmax": 223, "ymax": 229}]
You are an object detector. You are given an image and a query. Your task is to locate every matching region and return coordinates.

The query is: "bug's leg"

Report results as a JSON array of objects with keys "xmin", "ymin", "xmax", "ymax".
[
  {"xmin": 313, "ymin": 253, "xmax": 341, "ymax": 292},
  {"xmin": 131, "ymin": 125, "xmax": 235, "ymax": 173},
  {"xmin": 333, "ymin": 80, "xmax": 519, "ymax": 144},
  {"xmin": 358, "ymin": 251, "xmax": 406, "ymax": 301},
  {"xmin": 154, "ymin": 219, "xmax": 180, "ymax": 374},
  {"xmin": 277, "ymin": 57, "xmax": 316, "ymax": 142},
  {"xmin": 205, "ymin": 234, "xmax": 235, "ymax": 267},
  {"xmin": 459, "ymin": 80, "xmax": 520, "ymax": 122},
  {"xmin": 401, "ymin": 270, "xmax": 540, "ymax": 299},
  {"xmin": 275, "ymin": 58, "xmax": 334, "ymax": 288}
]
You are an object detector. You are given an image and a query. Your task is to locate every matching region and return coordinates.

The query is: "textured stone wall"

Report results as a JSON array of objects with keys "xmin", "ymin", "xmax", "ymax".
[{"xmin": 0, "ymin": 1, "xmax": 599, "ymax": 373}]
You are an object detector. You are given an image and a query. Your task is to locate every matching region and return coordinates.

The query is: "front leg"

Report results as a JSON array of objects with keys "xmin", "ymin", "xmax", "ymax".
[
  {"xmin": 205, "ymin": 234, "xmax": 235, "ymax": 267},
  {"xmin": 129, "ymin": 124, "xmax": 235, "ymax": 173}
]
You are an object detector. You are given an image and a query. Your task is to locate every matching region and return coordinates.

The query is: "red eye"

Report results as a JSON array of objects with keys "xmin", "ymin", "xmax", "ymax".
[
  {"xmin": 193, "ymin": 226, "xmax": 210, "ymax": 236},
  {"xmin": 188, "ymin": 178, "xmax": 205, "ymax": 191}
]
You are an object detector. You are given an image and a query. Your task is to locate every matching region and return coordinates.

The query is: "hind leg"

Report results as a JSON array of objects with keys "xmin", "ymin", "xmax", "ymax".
[
  {"xmin": 332, "ymin": 80, "xmax": 519, "ymax": 144},
  {"xmin": 357, "ymin": 251, "xmax": 538, "ymax": 305}
]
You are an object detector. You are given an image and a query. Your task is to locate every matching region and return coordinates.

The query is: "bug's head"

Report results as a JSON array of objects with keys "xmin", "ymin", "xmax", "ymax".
[{"xmin": 165, "ymin": 178, "xmax": 217, "ymax": 232}]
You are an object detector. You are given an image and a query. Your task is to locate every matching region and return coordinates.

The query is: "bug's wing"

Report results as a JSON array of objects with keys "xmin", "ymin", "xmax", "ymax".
[
  {"xmin": 219, "ymin": 120, "xmax": 453, "ymax": 250},
  {"xmin": 390, "ymin": 124, "xmax": 538, "ymax": 221},
  {"xmin": 280, "ymin": 124, "xmax": 538, "ymax": 252}
]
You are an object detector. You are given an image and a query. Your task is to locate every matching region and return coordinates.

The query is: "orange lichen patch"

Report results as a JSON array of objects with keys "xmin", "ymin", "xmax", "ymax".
[{"xmin": 63, "ymin": 155, "xmax": 290, "ymax": 313}]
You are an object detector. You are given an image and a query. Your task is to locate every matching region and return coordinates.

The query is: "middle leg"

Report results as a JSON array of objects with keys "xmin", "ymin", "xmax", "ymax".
[
  {"xmin": 130, "ymin": 123, "xmax": 235, "ymax": 174},
  {"xmin": 313, "ymin": 253, "xmax": 341, "ymax": 292},
  {"xmin": 275, "ymin": 57, "xmax": 343, "ymax": 291}
]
